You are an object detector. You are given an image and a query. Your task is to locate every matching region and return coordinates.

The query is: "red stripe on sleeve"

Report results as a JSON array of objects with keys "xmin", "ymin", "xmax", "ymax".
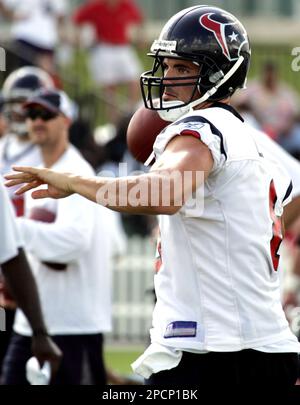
[{"xmin": 180, "ymin": 129, "xmax": 201, "ymax": 139}]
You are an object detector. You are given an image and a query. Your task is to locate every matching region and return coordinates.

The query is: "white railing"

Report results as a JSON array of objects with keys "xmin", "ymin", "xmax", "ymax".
[{"xmin": 108, "ymin": 236, "xmax": 155, "ymax": 343}]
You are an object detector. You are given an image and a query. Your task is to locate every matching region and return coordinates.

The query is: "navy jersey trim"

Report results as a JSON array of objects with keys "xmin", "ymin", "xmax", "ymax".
[
  {"xmin": 283, "ymin": 180, "xmax": 293, "ymax": 203},
  {"xmin": 173, "ymin": 115, "xmax": 227, "ymax": 159}
]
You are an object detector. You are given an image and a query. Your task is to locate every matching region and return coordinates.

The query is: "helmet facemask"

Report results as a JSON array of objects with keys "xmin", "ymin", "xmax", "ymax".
[
  {"xmin": 140, "ymin": 52, "xmax": 202, "ymax": 107},
  {"xmin": 3, "ymin": 100, "xmax": 29, "ymax": 137},
  {"xmin": 141, "ymin": 49, "xmax": 245, "ymax": 122},
  {"xmin": 2, "ymin": 66, "xmax": 55, "ymax": 136}
]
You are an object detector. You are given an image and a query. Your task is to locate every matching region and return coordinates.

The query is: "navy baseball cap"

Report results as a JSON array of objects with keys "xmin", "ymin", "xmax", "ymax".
[{"xmin": 23, "ymin": 89, "xmax": 74, "ymax": 120}]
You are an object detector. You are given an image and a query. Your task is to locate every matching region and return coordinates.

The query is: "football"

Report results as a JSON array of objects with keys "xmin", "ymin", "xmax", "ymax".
[{"xmin": 126, "ymin": 105, "xmax": 170, "ymax": 164}]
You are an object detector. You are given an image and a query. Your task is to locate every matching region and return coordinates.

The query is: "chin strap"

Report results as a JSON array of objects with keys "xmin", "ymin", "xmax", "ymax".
[
  {"xmin": 158, "ymin": 55, "xmax": 245, "ymax": 122},
  {"xmin": 144, "ymin": 151, "xmax": 155, "ymax": 166}
]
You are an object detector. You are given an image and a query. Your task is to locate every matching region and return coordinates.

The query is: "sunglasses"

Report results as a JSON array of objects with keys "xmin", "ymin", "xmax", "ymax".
[{"xmin": 26, "ymin": 108, "xmax": 59, "ymax": 121}]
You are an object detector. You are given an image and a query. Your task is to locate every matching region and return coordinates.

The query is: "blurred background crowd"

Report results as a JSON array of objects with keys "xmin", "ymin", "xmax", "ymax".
[{"xmin": 0, "ymin": 0, "xmax": 300, "ymax": 384}]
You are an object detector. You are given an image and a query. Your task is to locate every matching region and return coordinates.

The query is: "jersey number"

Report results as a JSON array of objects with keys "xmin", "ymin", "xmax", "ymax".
[{"xmin": 269, "ymin": 180, "xmax": 282, "ymax": 271}]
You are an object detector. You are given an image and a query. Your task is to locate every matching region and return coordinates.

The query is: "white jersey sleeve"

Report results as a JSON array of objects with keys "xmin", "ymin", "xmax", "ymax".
[
  {"xmin": 267, "ymin": 159, "xmax": 293, "ymax": 216},
  {"xmin": 251, "ymin": 128, "xmax": 300, "ymax": 198},
  {"xmin": 154, "ymin": 113, "xmax": 227, "ymax": 172},
  {"xmin": 0, "ymin": 180, "xmax": 23, "ymax": 264}
]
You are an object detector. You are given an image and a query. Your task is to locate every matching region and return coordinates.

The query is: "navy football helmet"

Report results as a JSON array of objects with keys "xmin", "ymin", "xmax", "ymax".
[
  {"xmin": 3, "ymin": 66, "xmax": 54, "ymax": 103},
  {"xmin": 140, "ymin": 6, "xmax": 251, "ymax": 121},
  {"xmin": 2, "ymin": 66, "xmax": 55, "ymax": 136}
]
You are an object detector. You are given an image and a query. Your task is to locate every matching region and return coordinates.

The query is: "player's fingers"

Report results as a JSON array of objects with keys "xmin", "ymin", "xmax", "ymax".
[
  {"xmin": 4, "ymin": 179, "xmax": 24, "ymax": 187},
  {"xmin": 4, "ymin": 172, "xmax": 37, "ymax": 182},
  {"xmin": 31, "ymin": 189, "xmax": 51, "ymax": 199},
  {"xmin": 4, "ymin": 177, "xmax": 39, "ymax": 187},
  {"xmin": 14, "ymin": 181, "xmax": 41, "ymax": 195},
  {"xmin": 12, "ymin": 166, "xmax": 41, "ymax": 175}
]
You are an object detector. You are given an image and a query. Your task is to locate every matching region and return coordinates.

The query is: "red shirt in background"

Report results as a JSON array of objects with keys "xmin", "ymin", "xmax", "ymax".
[{"xmin": 73, "ymin": 0, "xmax": 143, "ymax": 45}]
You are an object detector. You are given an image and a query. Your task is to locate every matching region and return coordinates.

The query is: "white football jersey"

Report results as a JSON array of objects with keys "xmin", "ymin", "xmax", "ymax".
[
  {"xmin": 0, "ymin": 179, "xmax": 23, "ymax": 265},
  {"xmin": 151, "ymin": 104, "xmax": 300, "ymax": 352},
  {"xmin": 0, "ymin": 134, "xmax": 41, "ymax": 216}
]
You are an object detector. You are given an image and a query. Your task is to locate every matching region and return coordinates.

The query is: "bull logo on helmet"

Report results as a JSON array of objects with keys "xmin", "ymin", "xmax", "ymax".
[{"xmin": 200, "ymin": 12, "xmax": 246, "ymax": 62}]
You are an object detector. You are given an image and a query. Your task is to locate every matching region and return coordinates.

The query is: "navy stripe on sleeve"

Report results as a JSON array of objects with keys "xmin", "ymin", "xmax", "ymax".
[
  {"xmin": 172, "ymin": 115, "xmax": 227, "ymax": 160},
  {"xmin": 283, "ymin": 180, "xmax": 293, "ymax": 203}
]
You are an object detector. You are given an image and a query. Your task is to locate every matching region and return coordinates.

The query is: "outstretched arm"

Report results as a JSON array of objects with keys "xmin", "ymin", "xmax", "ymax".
[{"xmin": 5, "ymin": 136, "xmax": 213, "ymax": 215}]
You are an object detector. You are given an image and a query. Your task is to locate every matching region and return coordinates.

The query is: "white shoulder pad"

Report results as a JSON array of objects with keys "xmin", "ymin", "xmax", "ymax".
[{"xmin": 153, "ymin": 112, "xmax": 227, "ymax": 172}]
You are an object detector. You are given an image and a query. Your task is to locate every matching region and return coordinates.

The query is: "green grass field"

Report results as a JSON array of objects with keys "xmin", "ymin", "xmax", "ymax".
[{"xmin": 104, "ymin": 345, "xmax": 144, "ymax": 375}]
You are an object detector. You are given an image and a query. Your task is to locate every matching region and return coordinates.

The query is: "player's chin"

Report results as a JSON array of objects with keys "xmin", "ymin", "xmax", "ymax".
[
  {"xmin": 30, "ymin": 133, "xmax": 46, "ymax": 144},
  {"xmin": 32, "ymin": 128, "xmax": 47, "ymax": 136}
]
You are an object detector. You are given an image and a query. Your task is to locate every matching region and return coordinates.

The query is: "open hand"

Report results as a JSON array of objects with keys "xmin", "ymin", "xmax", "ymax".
[{"xmin": 4, "ymin": 166, "xmax": 75, "ymax": 199}]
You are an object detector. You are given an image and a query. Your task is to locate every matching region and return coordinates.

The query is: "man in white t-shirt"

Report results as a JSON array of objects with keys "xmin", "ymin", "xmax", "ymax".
[
  {"xmin": 0, "ymin": 179, "xmax": 62, "ymax": 382},
  {"xmin": 2, "ymin": 89, "xmax": 122, "ymax": 385},
  {"xmin": 5, "ymin": 6, "xmax": 300, "ymax": 386}
]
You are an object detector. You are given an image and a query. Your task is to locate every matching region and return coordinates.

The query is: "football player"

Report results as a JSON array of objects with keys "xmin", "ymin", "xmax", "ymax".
[
  {"xmin": 5, "ymin": 6, "xmax": 300, "ymax": 385},
  {"xmin": 0, "ymin": 66, "xmax": 55, "ymax": 215}
]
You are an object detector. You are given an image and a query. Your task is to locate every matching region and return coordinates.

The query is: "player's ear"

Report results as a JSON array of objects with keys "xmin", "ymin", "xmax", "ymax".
[{"xmin": 63, "ymin": 116, "xmax": 72, "ymax": 130}]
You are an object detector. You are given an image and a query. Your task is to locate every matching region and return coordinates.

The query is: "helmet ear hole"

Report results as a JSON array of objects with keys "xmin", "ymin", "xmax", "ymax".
[{"xmin": 209, "ymin": 71, "xmax": 224, "ymax": 84}]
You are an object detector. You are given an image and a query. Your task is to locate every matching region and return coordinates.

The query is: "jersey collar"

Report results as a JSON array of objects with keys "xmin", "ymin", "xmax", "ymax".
[{"xmin": 209, "ymin": 101, "xmax": 244, "ymax": 122}]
